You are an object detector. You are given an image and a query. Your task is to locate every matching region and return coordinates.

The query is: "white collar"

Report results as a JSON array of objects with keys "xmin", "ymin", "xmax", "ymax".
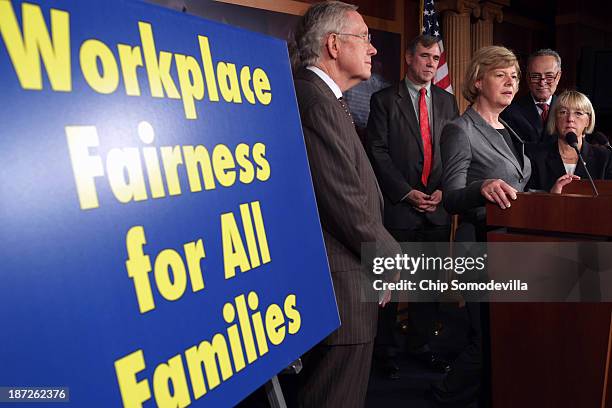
[
  {"xmin": 404, "ymin": 76, "xmax": 431, "ymax": 95},
  {"xmin": 531, "ymin": 94, "xmax": 553, "ymax": 106},
  {"xmin": 307, "ymin": 66, "xmax": 343, "ymax": 99}
]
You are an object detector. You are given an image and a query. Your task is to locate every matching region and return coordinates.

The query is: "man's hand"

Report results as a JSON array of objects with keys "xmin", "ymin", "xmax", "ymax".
[
  {"xmin": 379, "ymin": 271, "xmax": 400, "ymax": 307},
  {"xmin": 405, "ymin": 189, "xmax": 441, "ymax": 213},
  {"xmin": 378, "ymin": 289, "xmax": 392, "ymax": 307},
  {"xmin": 424, "ymin": 189, "xmax": 443, "ymax": 212},
  {"xmin": 550, "ymin": 174, "xmax": 580, "ymax": 194},
  {"xmin": 429, "ymin": 189, "xmax": 442, "ymax": 204},
  {"xmin": 480, "ymin": 179, "xmax": 518, "ymax": 209}
]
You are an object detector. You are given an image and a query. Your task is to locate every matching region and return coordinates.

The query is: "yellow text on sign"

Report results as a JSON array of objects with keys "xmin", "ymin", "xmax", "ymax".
[
  {"xmin": 114, "ymin": 291, "xmax": 301, "ymax": 408},
  {"xmin": 0, "ymin": 1, "xmax": 273, "ymax": 119},
  {"xmin": 125, "ymin": 201, "xmax": 270, "ymax": 314}
]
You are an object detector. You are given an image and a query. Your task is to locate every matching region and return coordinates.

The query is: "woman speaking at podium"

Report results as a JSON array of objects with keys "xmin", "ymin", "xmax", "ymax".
[
  {"xmin": 440, "ymin": 46, "xmax": 531, "ymax": 242},
  {"xmin": 433, "ymin": 46, "xmax": 531, "ymax": 406},
  {"xmin": 526, "ymin": 90, "xmax": 612, "ymax": 192}
]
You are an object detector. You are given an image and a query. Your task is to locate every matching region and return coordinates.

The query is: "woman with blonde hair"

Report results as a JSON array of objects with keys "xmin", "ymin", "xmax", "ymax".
[
  {"xmin": 436, "ymin": 46, "xmax": 529, "ymax": 406},
  {"xmin": 440, "ymin": 45, "xmax": 531, "ymax": 241},
  {"xmin": 527, "ymin": 89, "xmax": 612, "ymax": 192}
]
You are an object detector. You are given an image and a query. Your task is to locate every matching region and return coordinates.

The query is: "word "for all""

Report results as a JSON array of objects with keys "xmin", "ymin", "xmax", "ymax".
[{"xmin": 125, "ymin": 201, "xmax": 271, "ymax": 314}]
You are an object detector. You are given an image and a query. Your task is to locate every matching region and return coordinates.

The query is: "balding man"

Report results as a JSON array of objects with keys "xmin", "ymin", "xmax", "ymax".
[{"xmin": 502, "ymin": 48, "xmax": 562, "ymax": 144}]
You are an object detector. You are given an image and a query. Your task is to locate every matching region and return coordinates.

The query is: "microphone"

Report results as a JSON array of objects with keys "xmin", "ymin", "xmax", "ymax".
[
  {"xmin": 565, "ymin": 131, "xmax": 579, "ymax": 149},
  {"xmin": 590, "ymin": 131, "xmax": 612, "ymax": 151},
  {"xmin": 566, "ymin": 132, "xmax": 598, "ymax": 196}
]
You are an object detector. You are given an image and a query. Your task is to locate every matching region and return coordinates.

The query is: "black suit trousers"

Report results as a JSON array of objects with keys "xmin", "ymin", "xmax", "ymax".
[{"xmin": 375, "ymin": 224, "xmax": 450, "ymax": 354}]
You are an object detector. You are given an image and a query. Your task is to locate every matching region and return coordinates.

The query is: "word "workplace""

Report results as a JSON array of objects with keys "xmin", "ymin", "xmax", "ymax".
[{"xmin": 0, "ymin": 1, "xmax": 273, "ymax": 119}]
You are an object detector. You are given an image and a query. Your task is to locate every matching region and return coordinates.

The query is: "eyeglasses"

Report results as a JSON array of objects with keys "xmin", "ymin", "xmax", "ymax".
[
  {"xmin": 334, "ymin": 32, "xmax": 372, "ymax": 44},
  {"xmin": 556, "ymin": 108, "xmax": 590, "ymax": 119},
  {"xmin": 528, "ymin": 72, "xmax": 560, "ymax": 84}
]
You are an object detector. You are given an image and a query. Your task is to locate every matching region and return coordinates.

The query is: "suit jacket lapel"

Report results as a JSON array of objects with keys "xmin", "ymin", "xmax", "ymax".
[
  {"xmin": 297, "ymin": 68, "xmax": 386, "ymax": 212},
  {"xmin": 518, "ymin": 95, "xmax": 543, "ymax": 135},
  {"xmin": 429, "ymin": 86, "xmax": 445, "ymax": 179},
  {"xmin": 430, "ymin": 86, "xmax": 446, "ymax": 144},
  {"xmin": 466, "ymin": 108, "xmax": 524, "ymax": 176},
  {"xmin": 500, "ymin": 118, "xmax": 527, "ymax": 170},
  {"xmin": 546, "ymin": 142, "xmax": 567, "ymax": 178},
  {"xmin": 296, "ymin": 68, "xmax": 338, "ymax": 104},
  {"xmin": 396, "ymin": 83, "xmax": 424, "ymax": 155}
]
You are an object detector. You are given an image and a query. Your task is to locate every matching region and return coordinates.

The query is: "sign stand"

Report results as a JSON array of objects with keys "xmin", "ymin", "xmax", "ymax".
[
  {"xmin": 264, "ymin": 376, "xmax": 286, "ymax": 408},
  {"xmin": 265, "ymin": 358, "xmax": 303, "ymax": 408}
]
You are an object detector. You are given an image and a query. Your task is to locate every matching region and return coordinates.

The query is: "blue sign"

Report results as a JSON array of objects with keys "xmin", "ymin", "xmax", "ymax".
[{"xmin": 0, "ymin": 1, "xmax": 339, "ymax": 406}]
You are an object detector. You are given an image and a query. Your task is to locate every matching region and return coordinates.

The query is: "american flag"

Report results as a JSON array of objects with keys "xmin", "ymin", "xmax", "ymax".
[{"xmin": 421, "ymin": 0, "xmax": 452, "ymax": 93}]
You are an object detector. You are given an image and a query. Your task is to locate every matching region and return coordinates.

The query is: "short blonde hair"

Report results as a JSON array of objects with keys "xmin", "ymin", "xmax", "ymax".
[
  {"xmin": 462, "ymin": 46, "xmax": 520, "ymax": 103},
  {"xmin": 547, "ymin": 90, "xmax": 595, "ymax": 135}
]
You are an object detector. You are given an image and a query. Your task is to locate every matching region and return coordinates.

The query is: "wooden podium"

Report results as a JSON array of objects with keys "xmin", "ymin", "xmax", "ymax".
[{"xmin": 486, "ymin": 180, "xmax": 612, "ymax": 408}]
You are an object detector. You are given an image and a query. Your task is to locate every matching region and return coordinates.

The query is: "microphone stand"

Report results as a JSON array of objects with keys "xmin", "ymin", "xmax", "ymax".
[{"xmin": 570, "ymin": 143, "xmax": 599, "ymax": 197}]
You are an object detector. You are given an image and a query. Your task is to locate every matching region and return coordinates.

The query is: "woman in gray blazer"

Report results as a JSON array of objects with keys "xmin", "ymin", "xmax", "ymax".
[
  {"xmin": 434, "ymin": 46, "xmax": 528, "ymax": 406},
  {"xmin": 440, "ymin": 46, "xmax": 531, "ymax": 241}
]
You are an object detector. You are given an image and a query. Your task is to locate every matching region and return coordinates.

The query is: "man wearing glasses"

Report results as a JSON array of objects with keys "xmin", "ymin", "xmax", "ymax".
[
  {"xmin": 291, "ymin": 1, "xmax": 400, "ymax": 407},
  {"xmin": 501, "ymin": 48, "xmax": 562, "ymax": 144}
]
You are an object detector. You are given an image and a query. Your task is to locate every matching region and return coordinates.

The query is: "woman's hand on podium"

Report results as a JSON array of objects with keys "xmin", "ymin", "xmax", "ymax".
[
  {"xmin": 481, "ymin": 179, "xmax": 517, "ymax": 209},
  {"xmin": 550, "ymin": 174, "xmax": 580, "ymax": 194}
]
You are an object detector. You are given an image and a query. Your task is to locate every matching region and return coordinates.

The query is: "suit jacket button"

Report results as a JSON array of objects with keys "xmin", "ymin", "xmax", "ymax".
[{"xmin": 519, "ymin": 178, "xmax": 524, "ymax": 183}]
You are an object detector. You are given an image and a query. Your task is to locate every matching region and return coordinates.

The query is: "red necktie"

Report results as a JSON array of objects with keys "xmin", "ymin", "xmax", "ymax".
[
  {"xmin": 538, "ymin": 103, "xmax": 549, "ymax": 124},
  {"xmin": 419, "ymin": 87, "xmax": 432, "ymax": 186}
]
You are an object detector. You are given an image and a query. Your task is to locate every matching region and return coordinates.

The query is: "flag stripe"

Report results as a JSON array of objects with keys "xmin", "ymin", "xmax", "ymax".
[
  {"xmin": 436, "ymin": 75, "xmax": 451, "ymax": 90},
  {"xmin": 422, "ymin": 0, "xmax": 453, "ymax": 93},
  {"xmin": 435, "ymin": 61, "xmax": 448, "ymax": 78},
  {"xmin": 438, "ymin": 50, "xmax": 446, "ymax": 66}
]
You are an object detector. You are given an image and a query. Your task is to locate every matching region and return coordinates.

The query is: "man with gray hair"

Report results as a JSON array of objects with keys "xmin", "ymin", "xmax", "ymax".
[
  {"xmin": 291, "ymin": 1, "xmax": 400, "ymax": 406},
  {"xmin": 502, "ymin": 48, "xmax": 563, "ymax": 144}
]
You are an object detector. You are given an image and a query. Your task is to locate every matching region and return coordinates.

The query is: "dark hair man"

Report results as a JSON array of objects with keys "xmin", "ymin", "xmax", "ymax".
[{"xmin": 366, "ymin": 34, "xmax": 459, "ymax": 379}]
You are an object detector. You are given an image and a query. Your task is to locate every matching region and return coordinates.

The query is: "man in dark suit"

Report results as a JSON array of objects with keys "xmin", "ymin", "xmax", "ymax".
[
  {"xmin": 366, "ymin": 34, "xmax": 459, "ymax": 377},
  {"xmin": 501, "ymin": 49, "xmax": 562, "ymax": 144},
  {"xmin": 290, "ymin": 2, "xmax": 400, "ymax": 407}
]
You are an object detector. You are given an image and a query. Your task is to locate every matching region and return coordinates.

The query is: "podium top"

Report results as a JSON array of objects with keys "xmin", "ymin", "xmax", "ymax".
[
  {"xmin": 561, "ymin": 179, "xmax": 612, "ymax": 195},
  {"xmin": 487, "ymin": 191, "xmax": 612, "ymax": 238}
]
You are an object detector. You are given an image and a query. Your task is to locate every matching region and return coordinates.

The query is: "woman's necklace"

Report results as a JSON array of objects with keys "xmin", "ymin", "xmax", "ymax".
[
  {"xmin": 558, "ymin": 139, "xmax": 578, "ymax": 162},
  {"xmin": 559, "ymin": 149, "xmax": 578, "ymax": 162}
]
